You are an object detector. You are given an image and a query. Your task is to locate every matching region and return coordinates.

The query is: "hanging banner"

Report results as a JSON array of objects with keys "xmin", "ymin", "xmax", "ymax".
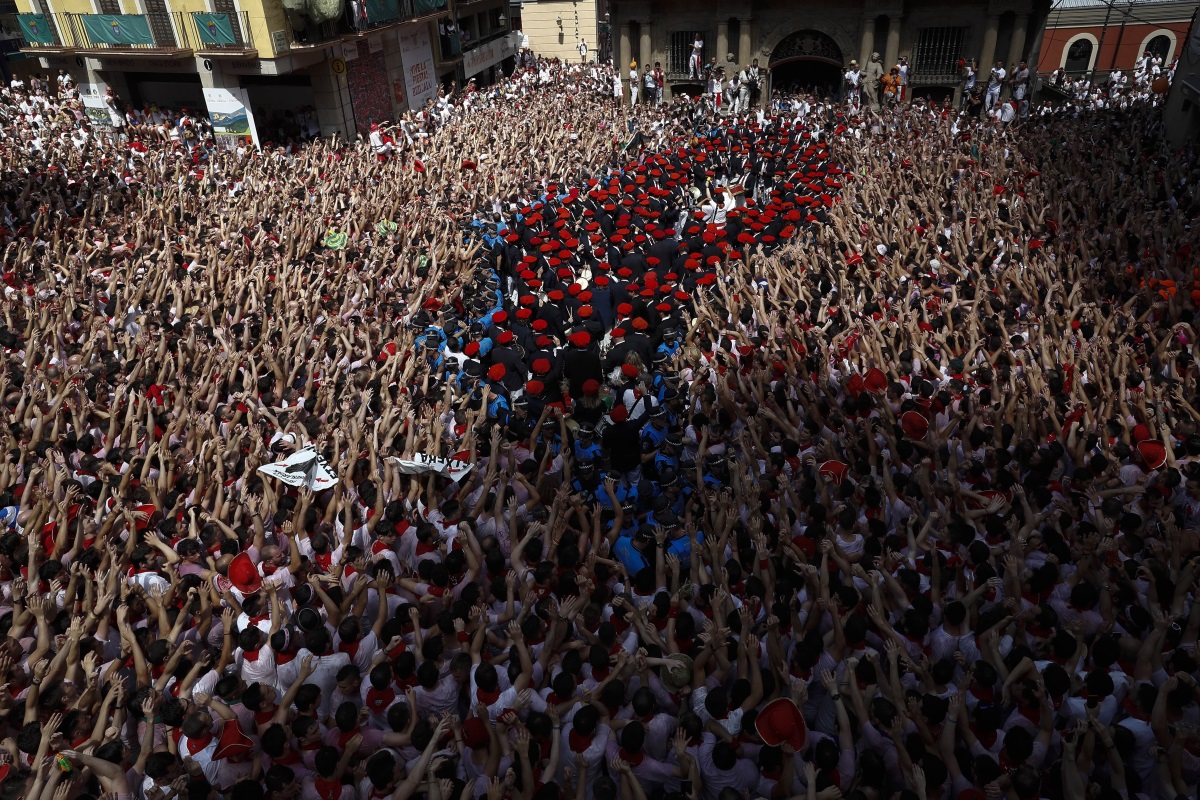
[
  {"xmin": 18, "ymin": 14, "xmax": 55, "ymax": 46},
  {"xmin": 82, "ymin": 14, "xmax": 155, "ymax": 47},
  {"xmin": 202, "ymin": 86, "xmax": 260, "ymax": 149},
  {"xmin": 365, "ymin": 0, "xmax": 399, "ymax": 25},
  {"xmin": 79, "ymin": 84, "xmax": 112, "ymax": 128},
  {"xmin": 258, "ymin": 445, "xmax": 339, "ymax": 491},
  {"xmin": 463, "ymin": 31, "xmax": 517, "ymax": 77},
  {"xmin": 194, "ymin": 13, "xmax": 236, "ymax": 47},
  {"xmin": 413, "ymin": 0, "xmax": 446, "ymax": 13},
  {"xmin": 390, "ymin": 453, "xmax": 474, "ymax": 482},
  {"xmin": 398, "ymin": 24, "xmax": 436, "ymax": 110}
]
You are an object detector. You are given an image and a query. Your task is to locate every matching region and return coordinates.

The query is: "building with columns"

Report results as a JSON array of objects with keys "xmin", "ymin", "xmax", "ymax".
[{"xmin": 610, "ymin": 0, "xmax": 1052, "ymax": 104}]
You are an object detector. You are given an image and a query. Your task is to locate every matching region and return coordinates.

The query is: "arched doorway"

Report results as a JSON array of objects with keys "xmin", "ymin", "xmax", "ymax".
[{"xmin": 769, "ymin": 29, "xmax": 844, "ymax": 100}]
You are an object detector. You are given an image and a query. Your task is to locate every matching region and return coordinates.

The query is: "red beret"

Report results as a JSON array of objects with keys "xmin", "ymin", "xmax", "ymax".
[
  {"xmin": 569, "ymin": 331, "xmax": 591, "ymax": 347},
  {"xmin": 488, "ymin": 364, "xmax": 506, "ymax": 381},
  {"xmin": 464, "ymin": 342, "xmax": 480, "ymax": 357},
  {"xmin": 610, "ymin": 405, "xmax": 628, "ymax": 423},
  {"xmin": 582, "ymin": 379, "xmax": 600, "ymax": 396},
  {"xmin": 631, "ymin": 318, "xmax": 649, "ymax": 331},
  {"xmin": 516, "ymin": 308, "xmax": 533, "ymax": 320},
  {"xmin": 497, "ymin": 331, "xmax": 514, "ymax": 345},
  {"xmin": 532, "ymin": 358, "xmax": 552, "ymax": 375},
  {"xmin": 525, "ymin": 380, "xmax": 544, "ymax": 396},
  {"xmin": 617, "ymin": 303, "xmax": 633, "ymax": 316},
  {"xmin": 611, "ymin": 327, "xmax": 626, "ymax": 338},
  {"xmin": 531, "ymin": 319, "xmax": 548, "ymax": 331},
  {"xmin": 578, "ymin": 306, "xmax": 593, "ymax": 318},
  {"xmin": 547, "ymin": 290, "xmax": 565, "ymax": 301},
  {"xmin": 492, "ymin": 311, "xmax": 508, "ymax": 324},
  {"xmin": 621, "ymin": 363, "xmax": 638, "ymax": 378}
]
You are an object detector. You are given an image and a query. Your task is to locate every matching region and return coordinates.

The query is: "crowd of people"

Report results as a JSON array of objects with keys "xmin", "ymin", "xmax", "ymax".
[{"xmin": 0, "ymin": 46, "xmax": 1197, "ymax": 800}]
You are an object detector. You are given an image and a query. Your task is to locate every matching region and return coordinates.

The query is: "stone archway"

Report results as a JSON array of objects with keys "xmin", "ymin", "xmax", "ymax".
[
  {"xmin": 770, "ymin": 29, "xmax": 844, "ymax": 67},
  {"xmin": 768, "ymin": 29, "xmax": 846, "ymax": 98}
]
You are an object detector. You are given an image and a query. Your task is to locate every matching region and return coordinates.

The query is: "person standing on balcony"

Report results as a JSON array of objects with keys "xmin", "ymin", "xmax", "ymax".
[
  {"xmin": 986, "ymin": 59, "xmax": 1005, "ymax": 111},
  {"xmin": 629, "ymin": 61, "xmax": 639, "ymax": 105},
  {"xmin": 843, "ymin": 59, "xmax": 861, "ymax": 109},
  {"xmin": 961, "ymin": 58, "xmax": 977, "ymax": 110},
  {"xmin": 578, "ymin": 38, "xmax": 588, "ymax": 63},
  {"xmin": 653, "ymin": 62, "xmax": 664, "ymax": 104},
  {"xmin": 689, "ymin": 35, "xmax": 704, "ymax": 80},
  {"xmin": 1011, "ymin": 59, "xmax": 1030, "ymax": 117},
  {"xmin": 898, "ymin": 55, "xmax": 908, "ymax": 101}
]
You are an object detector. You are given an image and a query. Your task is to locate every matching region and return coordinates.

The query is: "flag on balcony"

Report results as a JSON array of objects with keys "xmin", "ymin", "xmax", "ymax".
[
  {"xmin": 82, "ymin": 14, "xmax": 155, "ymax": 46},
  {"xmin": 365, "ymin": 0, "xmax": 399, "ymax": 24},
  {"xmin": 414, "ymin": 0, "xmax": 447, "ymax": 14},
  {"xmin": 17, "ymin": 14, "xmax": 55, "ymax": 46},
  {"xmin": 194, "ymin": 13, "xmax": 236, "ymax": 47}
]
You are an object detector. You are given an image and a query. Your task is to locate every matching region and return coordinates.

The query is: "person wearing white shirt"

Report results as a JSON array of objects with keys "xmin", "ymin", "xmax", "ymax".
[
  {"xmin": 986, "ymin": 61, "xmax": 1005, "ymax": 111},
  {"xmin": 295, "ymin": 628, "xmax": 353, "ymax": 719}
]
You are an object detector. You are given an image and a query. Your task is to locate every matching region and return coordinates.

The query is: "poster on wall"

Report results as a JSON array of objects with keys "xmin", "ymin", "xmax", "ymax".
[
  {"xmin": 79, "ymin": 84, "xmax": 112, "ymax": 129},
  {"xmin": 202, "ymin": 86, "xmax": 260, "ymax": 150},
  {"xmin": 398, "ymin": 24, "xmax": 436, "ymax": 110}
]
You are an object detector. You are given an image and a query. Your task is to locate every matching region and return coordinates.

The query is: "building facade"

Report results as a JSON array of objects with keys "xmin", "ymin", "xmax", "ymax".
[
  {"xmin": 512, "ymin": 0, "xmax": 606, "ymax": 64},
  {"xmin": 609, "ymin": 0, "xmax": 1052, "ymax": 104},
  {"xmin": 1034, "ymin": 0, "xmax": 1197, "ymax": 77},
  {"xmin": 12, "ymin": 0, "xmax": 517, "ymax": 143}
]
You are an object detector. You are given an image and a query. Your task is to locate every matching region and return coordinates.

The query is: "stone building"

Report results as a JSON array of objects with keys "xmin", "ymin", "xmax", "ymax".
[{"xmin": 610, "ymin": 0, "xmax": 1053, "ymax": 104}]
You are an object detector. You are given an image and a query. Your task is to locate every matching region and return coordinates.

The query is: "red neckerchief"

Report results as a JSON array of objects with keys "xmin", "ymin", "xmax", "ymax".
[
  {"xmin": 273, "ymin": 749, "xmax": 303, "ymax": 766},
  {"xmin": 255, "ymin": 706, "xmax": 277, "ymax": 726},
  {"xmin": 314, "ymin": 778, "xmax": 343, "ymax": 800},
  {"xmin": 477, "ymin": 687, "xmax": 501, "ymax": 704},
  {"xmin": 336, "ymin": 728, "xmax": 360, "ymax": 748},
  {"xmin": 186, "ymin": 733, "xmax": 213, "ymax": 755},
  {"xmin": 619, "ymin": 747, "xmax": 644, "ymax": 767},
  {"xmin": 568, "ymin": 729, "xmax": 594, "ymax": 753},
  {"xmin": 339, "ymin": 639, "xmax": 360, "ymax": 659},
  {"xmin": 366, "ymin": 686, "xmax": 395, "ymax": 711},
  {"xmin": 244, "ymin": 649, "xmax": 261, "ymax": 662}
]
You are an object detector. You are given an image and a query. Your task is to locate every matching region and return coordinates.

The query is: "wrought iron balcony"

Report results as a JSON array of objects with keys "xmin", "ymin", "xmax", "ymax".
[
  {"xmin": 186, "ymin": 11, "xmax": 255, "ymax": 55},
  {"xmin": 17, "ymin": 11, "xmax": 193, "ymax": 55}
]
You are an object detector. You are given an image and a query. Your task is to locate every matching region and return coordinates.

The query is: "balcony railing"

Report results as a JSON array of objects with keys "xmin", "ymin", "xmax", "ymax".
[
  {"xmin": 18, "ymin": 11, "xmax": 193, "ymax": 52},
  {"xmin": 284, "ymin": 0, "xmax": 444, "ymax": 49},
  {"xmin": 186, "ymin": 10, "xmax": 254, "ymax": 53}
]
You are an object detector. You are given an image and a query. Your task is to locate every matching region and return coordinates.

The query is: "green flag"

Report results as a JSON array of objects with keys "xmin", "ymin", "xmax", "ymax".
[
  {"xmin": 81, "ymin": 14, "xmax": 155, "ymax": 47},
  {"xmin": 413, "ymin": 0, "xmax": 446, "ymax": 14},
  {"xmin": 193, "ymin": 13, "xmax": 236, "ymax": 46},
  {"xmin": 365, "ymin": 0, "xmax": 399, "ymax": 23},
  {"xmin": 18, "ymin": 14, "xmax": 55, "ymax": 46}
]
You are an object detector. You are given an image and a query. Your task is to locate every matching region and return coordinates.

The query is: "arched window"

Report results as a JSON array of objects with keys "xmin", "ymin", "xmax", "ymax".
[
  {"xmin": 1064, "ymin": 38, "xmax": 1093, "ymax": 73},
  {"xmin": 1146, "ymin": 33, "xmax": 1171, "ymax": 61}
]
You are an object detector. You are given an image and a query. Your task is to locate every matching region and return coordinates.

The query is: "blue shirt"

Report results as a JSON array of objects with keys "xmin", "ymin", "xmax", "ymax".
[{"xmin": 613, "ymin": 536, "xmax": 650, "ymax": 575}]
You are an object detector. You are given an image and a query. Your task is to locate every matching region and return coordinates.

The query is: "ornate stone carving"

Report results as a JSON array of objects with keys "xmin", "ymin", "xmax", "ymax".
[
  {"xmin": 768, "ymin": 29, "xmax": 843, "ymax": 65},
  {"xmin": 758, "ymin": 15, "xmax": 858, "ymax": 67}
]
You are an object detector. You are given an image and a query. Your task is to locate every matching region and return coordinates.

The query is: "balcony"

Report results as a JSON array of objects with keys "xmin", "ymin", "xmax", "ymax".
[
  {"xmin": 283, "ymin": 0, "xmax": 447, "ymax": 50},
  {"xmin": 186, "ymin": 11, "xmax": 255, "ymax": 57},
  {"xmin": 17, "ymin": 11, "xmax": 193, "ymax": 56}
]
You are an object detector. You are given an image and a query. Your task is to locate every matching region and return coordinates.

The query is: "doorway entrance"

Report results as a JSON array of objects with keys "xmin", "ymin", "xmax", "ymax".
[{"xmin": 769, "ymin": 29, "xmax": 844, "ymax": 100}]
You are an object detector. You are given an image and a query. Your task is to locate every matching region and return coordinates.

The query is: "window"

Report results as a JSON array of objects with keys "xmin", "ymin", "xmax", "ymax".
[
  {"xmin": 1065, "ymin": 38, "xmax": 1093, "ymax": 73},
  {"xmin": 1146, "ymin": 34, "xmax": 1171, "ymax": 61},
  {"xmin": 668, "ymin": 30, "xmax": 703, "ymax": 75},
  {"xmin": 911, "ymin": 27, "xmax": 966, "ymax": 85},
  {"xmin": 727, "ymin": 18, "xmax": 739, "ymax": 63},
  {"xmin": 97, "ymin": 0, "xmax": 121, "ymax": 12}
]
